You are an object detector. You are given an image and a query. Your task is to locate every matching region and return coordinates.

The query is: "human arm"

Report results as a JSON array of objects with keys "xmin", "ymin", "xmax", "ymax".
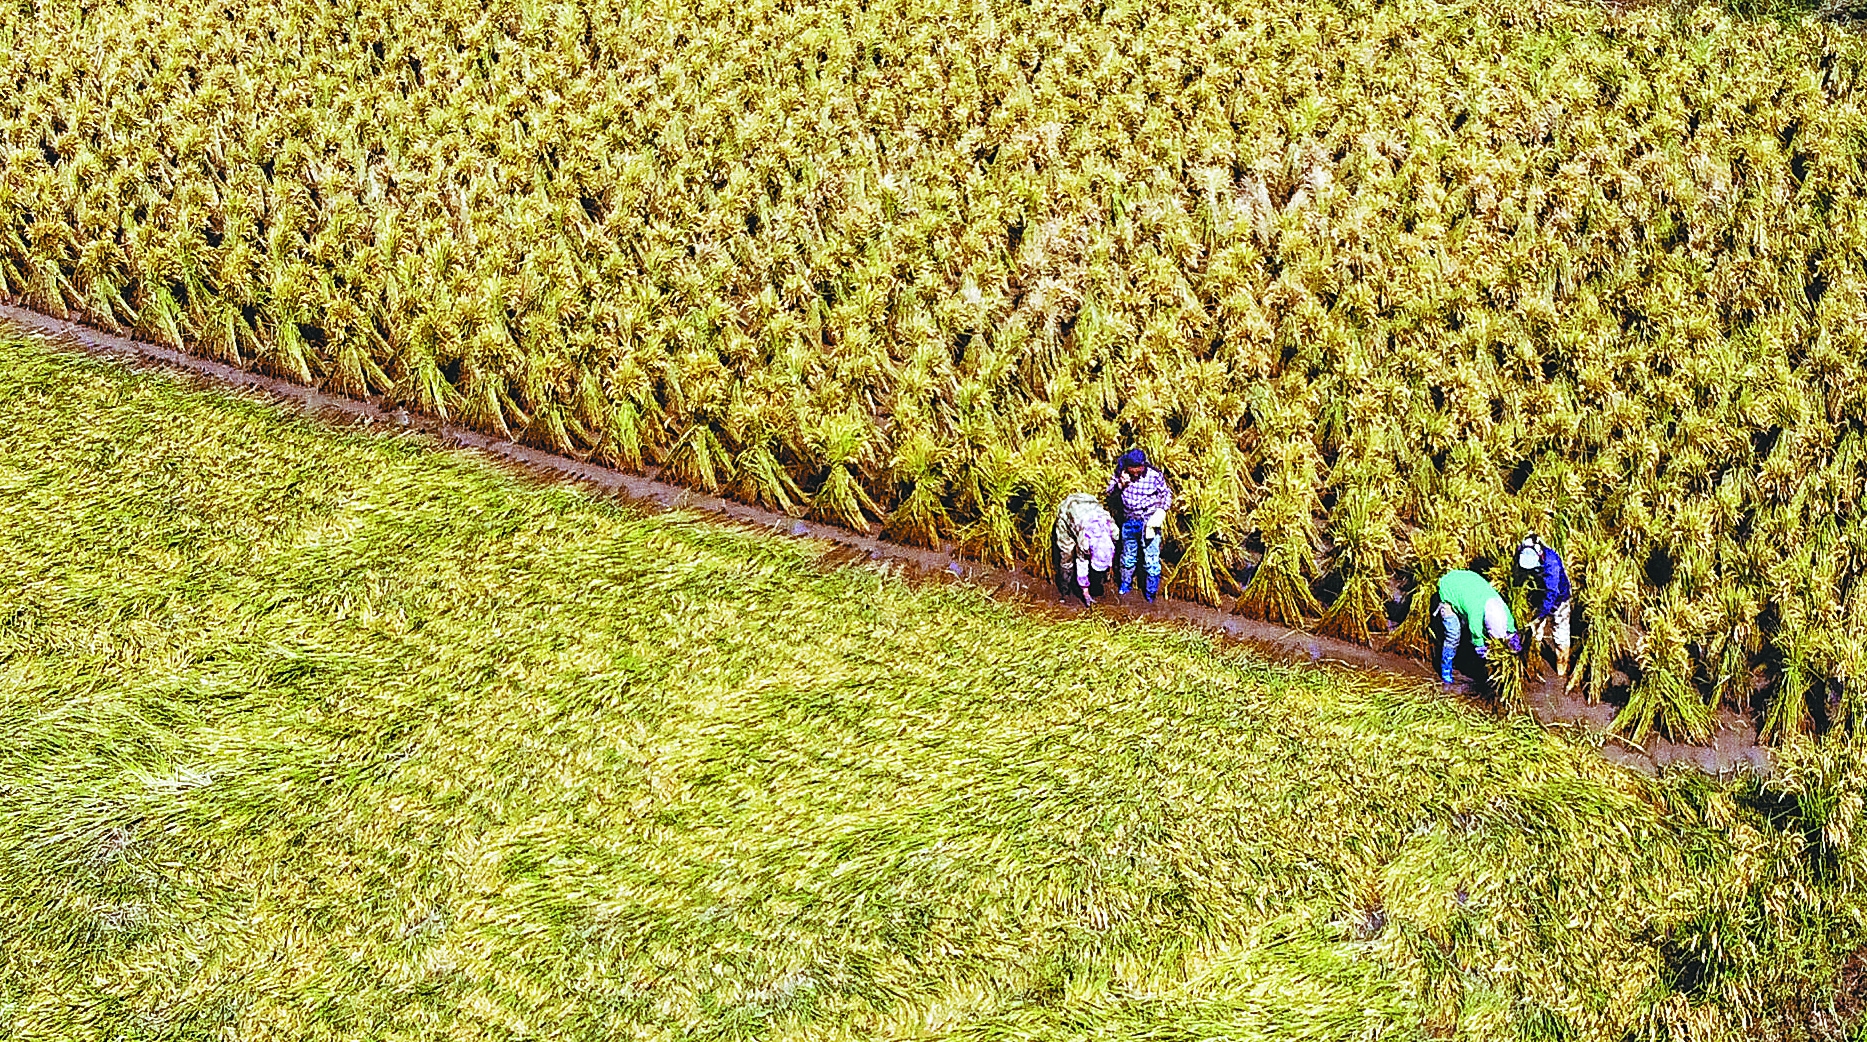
[
  {"xmin": 1479, "ymin": 596, "xmax": 1515, "ymax": 654},
  {"xmin": 1477, "ymin": 633, "xmax": 1523, "ymax": 658}
]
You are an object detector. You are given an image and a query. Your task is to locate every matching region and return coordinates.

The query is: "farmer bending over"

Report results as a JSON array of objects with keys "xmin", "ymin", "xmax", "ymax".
[
  {"xmin": 1053, "ymin": 492, "xmax": 1117, "ymax": 605},
  {"xmin": 1107, "ymin": 448, "xmax": 1172, "ymax": 602},
  {"xmin": 1516, "ymin": 534, "xmax": 1575, "ymax": 678},
  {"xmin": 1436, "ymin": 568, "xmax": 1521, "ymax": 686}
]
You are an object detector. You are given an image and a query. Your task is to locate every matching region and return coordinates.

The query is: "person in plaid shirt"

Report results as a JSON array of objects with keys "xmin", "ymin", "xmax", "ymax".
[{"xmin": 1106, "ymin": 448, "xmax": 1173, "ymax": 602}]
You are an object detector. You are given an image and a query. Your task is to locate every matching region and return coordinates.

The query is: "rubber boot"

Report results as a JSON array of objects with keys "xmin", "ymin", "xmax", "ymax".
[
  {"xmin": 1557, "ymin": 646, "xmax": 1570, "ymax": 679},
  {"xmin": 1118, "ymin": 567, "xmax": 1134, "ymax": 595},
  {"xmin": 1144, "ymin": 573, "xmax": 1160, "ymax": 603}
]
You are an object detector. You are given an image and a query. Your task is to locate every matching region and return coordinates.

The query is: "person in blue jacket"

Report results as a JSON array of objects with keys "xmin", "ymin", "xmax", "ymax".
[{"xmin": 1516, "ymin": 533, "xmax": 1574, "ymax": 678}]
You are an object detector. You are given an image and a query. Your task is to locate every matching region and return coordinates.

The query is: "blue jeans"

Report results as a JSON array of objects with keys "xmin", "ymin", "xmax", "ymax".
[
  {"xmin": 1120, "ymin": 519, "xmax": 1161, "ymax": 581},
  {"xmin": 1438, "ymin": 602, "xmax": 1461, "ymax": 683}
]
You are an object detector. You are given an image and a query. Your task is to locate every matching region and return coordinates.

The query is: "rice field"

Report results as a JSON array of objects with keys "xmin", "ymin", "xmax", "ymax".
[
  {"xmin": 2, "ymin": 329, "xmax": 1867, "ymax": 1039},
  {"xmin": 8, "ymin": 0, "xmax": 1867, "ymax": 741}
]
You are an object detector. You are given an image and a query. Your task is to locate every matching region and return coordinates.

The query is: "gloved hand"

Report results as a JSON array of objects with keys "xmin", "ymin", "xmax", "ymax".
[
  {"xmin": 1475, "ymin": 643, "xmax": 1489, "ymax": 660},
  {"xmin": 1507, "ymin": 632, "xmax": 1523, "ymax": 654},
  {"xmin": 1145, "ymin": 508, "xmax": 1165, "ymax": 542}
]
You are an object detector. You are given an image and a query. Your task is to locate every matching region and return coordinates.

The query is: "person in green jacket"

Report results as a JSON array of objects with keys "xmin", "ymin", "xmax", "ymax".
[{"xmin": 1436, "ymin": 569, "xmax": 1521, "ymax": 685}]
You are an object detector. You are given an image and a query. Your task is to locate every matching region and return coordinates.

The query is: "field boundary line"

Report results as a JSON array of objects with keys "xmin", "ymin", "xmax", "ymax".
[{"xmin": 0, "ymin": 300, "xmax": 1768, "ymax": 775}]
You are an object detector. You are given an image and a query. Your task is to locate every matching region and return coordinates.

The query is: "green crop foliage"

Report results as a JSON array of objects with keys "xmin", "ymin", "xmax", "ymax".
[
  {"xmin": 5, "ymin": 328, "xmax": 1867, "ymax": 1037},
  {"xmin": 4, "ymin": 0, "xmax": 1867, "ymax": 742}
]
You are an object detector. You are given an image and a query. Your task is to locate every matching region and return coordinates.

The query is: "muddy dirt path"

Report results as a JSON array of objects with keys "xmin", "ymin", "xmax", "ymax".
[{"xmin": 0, "ymin": 301, "xmax": 1768, "ymax": 776}]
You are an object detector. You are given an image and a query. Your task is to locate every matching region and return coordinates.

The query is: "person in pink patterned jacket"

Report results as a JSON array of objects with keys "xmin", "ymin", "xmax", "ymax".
[{"xmin": 1053, "ymin": 493, "xmax": 1117, "ymax": 604}]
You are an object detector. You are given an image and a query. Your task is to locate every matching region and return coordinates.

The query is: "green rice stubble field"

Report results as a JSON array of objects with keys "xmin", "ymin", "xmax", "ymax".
[{"xmin": 1, "ymin": 329, "xmax": 1864, "ymax": 1040}]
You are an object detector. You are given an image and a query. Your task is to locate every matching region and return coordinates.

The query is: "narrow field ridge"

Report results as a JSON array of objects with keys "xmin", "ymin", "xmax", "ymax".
[{"xmin": 0, "ymin": 300, "xmax": 1767, "ymax": 774}]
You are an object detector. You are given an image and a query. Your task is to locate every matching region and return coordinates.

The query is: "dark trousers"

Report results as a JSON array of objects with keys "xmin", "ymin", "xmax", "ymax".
[{"xmin": 1055, "ymin": 551, "xmax": 1108, "ymax": 599}]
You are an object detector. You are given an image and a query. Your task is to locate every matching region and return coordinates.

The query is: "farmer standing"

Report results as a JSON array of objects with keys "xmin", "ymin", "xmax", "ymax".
[
  {"xmin": 1436, "ymin": 568, "xmax": 1521, "ymax": 686},
  {"xmin": 1516, "ymin": 534, "xmax": 1575, "ymax": 678},
  {"xmin": 1053, "ymin": 492, "xmax": 1118, "ymax": 605},
  {"xmin": 1107, "ymin": 448, "xmax": 1172, "ymax": 602}
]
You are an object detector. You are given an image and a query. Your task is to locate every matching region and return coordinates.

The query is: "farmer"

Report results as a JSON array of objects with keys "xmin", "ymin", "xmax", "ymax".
[
  {"xmin": 1106, "ymin": 448, "xmax": 1172, "ymax": 602},
  {"xmin": 1436, "ymin": 568, "xmax": 1521, "ymax": 686},
  {"xmin": 1053, "ymin": 493, "xmax": 1117, "ymax": 605},
  {"xmin": 1516, "ymin": 533, "xmax": 1575, "ymax": 678}
]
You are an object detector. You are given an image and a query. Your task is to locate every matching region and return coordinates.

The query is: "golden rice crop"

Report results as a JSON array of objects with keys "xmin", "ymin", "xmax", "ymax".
[{"xmin": 3, "ymin": 0, "xmax": 1867, "ymax": 742}]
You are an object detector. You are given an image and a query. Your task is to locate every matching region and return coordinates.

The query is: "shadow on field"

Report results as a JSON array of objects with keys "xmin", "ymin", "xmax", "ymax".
[{"xmin": 0, "ymin": 300, "xmax": 1768, "ymax": 777}]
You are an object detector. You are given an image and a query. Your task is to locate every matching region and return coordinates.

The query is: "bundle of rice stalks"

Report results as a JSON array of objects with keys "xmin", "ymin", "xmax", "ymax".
[
  {"xmin": 1388, "ymin": 527, "xmax": 1462, "ymax": 659},
  {"xmin": 726, "ymin": 389, "xmax": 804, "ymax": 514},
  {"xmin": 882, "ymin": 435, "xmax": 951, "ymax": 549},
  {"xmin": 1235, "ymin": 439, "xmax": 1324, "ymax": 626},
  {"xmin": 1319, "ymin": 483, "xmax": 1400, "ymax": 645},
  {"xmin": 1572, "ymin": 549, "xmax": 1643, "ymax": 706},
  {"xmin": 1488, "ymin": 637, "xmax": 1529, "ymax": 714},
  {"xmin": 663, "ymin": 422, "xmax": 733, "ymax": 494},
  {"xmin": 1616, "ymin": 599, "xmax": 1715, "ymax": 745},
  {"xmin": 808, "ymin": 410, "xmax": 880, "ymax": 532},
  {"xmin": 1761, "ymin": 621, "xmax": 1820, "ymax": 744},
  {"xmin": 1706, "ymin": 583, "xmax": 1762, "ymax": 711},
  {"xmin": 954, "ymin": 446, "xmax": 1024, "ymax": 568},
  {"xmin": 1166, "ymin": 436, "xmax": 1248, "ymax": 606}
]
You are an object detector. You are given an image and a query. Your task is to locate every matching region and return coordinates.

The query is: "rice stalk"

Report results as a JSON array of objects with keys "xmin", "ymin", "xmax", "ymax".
[
  {"xmin": 1760, "ymin": 624, "xmax": 1817, "ymax": 744},
  {"xmin": 1235, "ymin": 440, "xmax": 1323, "ymax": 626},
  {"xmin": 1318, "ymin": 484, "xmax": 1398, "ymax": 645},
  {"xmin": 1160, "ymin": 435, "xmax": 1245, "ymax": 606},
  {"xmin": 808, "ymin": 410, "xmax": 880, "ymax": 531},
  {"xmin": 1615, "ymin": 601, "xmax": 1714, "ymax": 745}
]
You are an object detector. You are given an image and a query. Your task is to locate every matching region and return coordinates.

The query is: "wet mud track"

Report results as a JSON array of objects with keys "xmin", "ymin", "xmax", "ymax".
[{"xmin": 0, "ymin": 301, "xmax": 1768, "ymax": 776}]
